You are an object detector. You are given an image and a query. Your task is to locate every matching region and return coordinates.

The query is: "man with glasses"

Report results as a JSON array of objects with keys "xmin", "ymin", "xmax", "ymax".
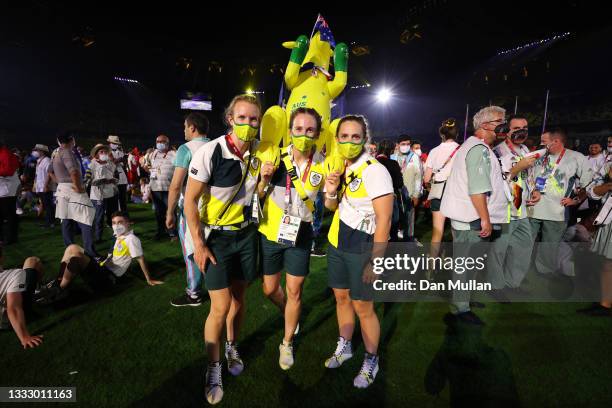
[
  {"xmin": 493, "ymin": 114, "xmax": 539, "ymax": 292},
  {"xmin": 441, "ymin": 106, "xmax": 533, "ymax": 323}
]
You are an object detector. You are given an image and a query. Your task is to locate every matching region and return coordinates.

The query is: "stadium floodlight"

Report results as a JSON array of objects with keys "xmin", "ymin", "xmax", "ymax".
[
  {"xmin": 114, "ymin": 76, "xmax": 139, "ymax": 84},
  {"xmin": 376, "ymin": 88, "xmax": 392, "ymax": 104}
]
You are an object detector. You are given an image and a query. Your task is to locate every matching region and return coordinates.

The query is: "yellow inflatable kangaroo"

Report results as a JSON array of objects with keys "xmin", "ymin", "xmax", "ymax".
[{"xmin": 259, "ymin": 28, "xmax": 348, "ymax": 171}]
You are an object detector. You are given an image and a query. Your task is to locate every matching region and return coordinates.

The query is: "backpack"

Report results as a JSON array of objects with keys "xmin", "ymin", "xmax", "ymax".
[{"xmin": 0, "ymin": 147, "xmax": 20, "ymax": 177}]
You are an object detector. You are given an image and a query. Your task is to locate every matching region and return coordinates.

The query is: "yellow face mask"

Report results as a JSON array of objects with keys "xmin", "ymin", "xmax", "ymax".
[
  {"xmin": 232, "ymin": 123, "xmax": 259, "ymax": 142},
  {"xmin": 337, "ymin": 141, "xmax": 364, "ymax": 160},
  {"xmin": 291, "ymin": 134, "xmax": 316, "ymax": 153}
]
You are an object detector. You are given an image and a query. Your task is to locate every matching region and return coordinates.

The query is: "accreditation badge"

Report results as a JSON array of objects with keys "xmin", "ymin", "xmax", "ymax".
[
  {"xmin": 277, "ymin": 214, "xmax": 302, "ymax": 246},
  {"xmin": 251, "ymin": 194, "xmax": 262, "ymax": 223},
  {"xmin": 535, "ymin": 176, "xmax": 547, "ymax": 192}
]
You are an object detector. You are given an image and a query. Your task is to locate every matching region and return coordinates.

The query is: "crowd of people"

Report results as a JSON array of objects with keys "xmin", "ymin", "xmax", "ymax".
[{"xmin": 1, "ymin": 94, "xmax": 611, "ymax": 405}]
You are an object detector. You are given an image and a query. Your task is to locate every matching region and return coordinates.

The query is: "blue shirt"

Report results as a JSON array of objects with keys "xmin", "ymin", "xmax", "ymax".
[{"xmin": 173, "ymin": 137, "xmax": 209, "ymax": 169}]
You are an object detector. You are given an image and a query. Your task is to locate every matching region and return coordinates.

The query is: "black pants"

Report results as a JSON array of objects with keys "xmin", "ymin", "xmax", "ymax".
[
  {"xmin": 105, "ymin": 194, "xmax": 119, "ymax": 227},
  {"xmin": 37, "ymin": 192, "xmax": 55, "ymax": 226},
  {"xmin": 117, "ymin": 184, "xmax": 128, "ymax": 214},
  {"xmin": 151, "ymin": 190, "xmax": 176, "ymax": 237},
  {"xmin": 0, "ymin": 196, "xmax": 18, "ymax": 244}
]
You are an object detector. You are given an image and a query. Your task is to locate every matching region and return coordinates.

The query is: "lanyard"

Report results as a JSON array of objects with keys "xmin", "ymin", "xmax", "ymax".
[
  {"xmin": 225, "ymin": 134, "xmax": 245, "ymax": 161},
  {"xmin": 505, "ymin": 140, "xmax": 523, "ymax": 158},
  {"xmin": 284, "ymin": 152, "xmax": 313, "ymax": 212},
  {"xmin": 542, "ymin": 148, "xmax": 566, "ymax": 176}
]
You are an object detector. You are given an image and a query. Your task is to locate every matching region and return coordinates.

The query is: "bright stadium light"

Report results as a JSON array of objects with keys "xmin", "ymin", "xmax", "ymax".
[
  {"xmin": 377, "ymin": 88, "xmax": 392, "ymax": 104},
  {"xmin": 114, "ymin": 76, "xmax": 139, "ymax": 84}
]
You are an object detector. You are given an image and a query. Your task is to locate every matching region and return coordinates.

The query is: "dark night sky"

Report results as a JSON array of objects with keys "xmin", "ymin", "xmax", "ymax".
[{"xmin": 1, "ymin": 1, "xmax": 610, "ymax": 148}]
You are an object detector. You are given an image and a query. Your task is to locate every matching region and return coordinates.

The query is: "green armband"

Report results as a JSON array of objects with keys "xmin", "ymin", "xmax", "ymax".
[
  {"xmin": 334, "ymin": 43, "xmax": 349, "ymax": 72},
  {"xmin": 290, "ymin": 35, "xmax": 309, "ymax": 65}
]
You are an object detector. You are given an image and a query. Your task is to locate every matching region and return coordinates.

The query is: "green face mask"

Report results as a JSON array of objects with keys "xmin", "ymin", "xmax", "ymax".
[
  {"xmin": 337, "ymin": 141, "xmax": 364, "ymax": 160},
  {"xmin": 232, "ymin": 123, "xmax": 259, "ymax": 142},
  {"xmin": 291, "ymin": 134, "xmax": 316, "ymax": 153}
]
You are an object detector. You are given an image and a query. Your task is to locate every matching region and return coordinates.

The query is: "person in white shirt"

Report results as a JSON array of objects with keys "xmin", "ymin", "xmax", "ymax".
[
  {"xmin": 32, "ymin": 144, "xmax": 56, "ymax": 228},
  {"xmin": 107, "ymin": 135, "xmax": 129, "ymax": 214},
  {"xmin": 423, "ymin": 118, "xmax": 461, "ymax": 271},
  {"xmin": 35, "ymin": 211, "xmax": 163, "ymax": 305},
  {"xmin": 88, "ymin": 144, "xmax": 119, "ymax": 242},
  {"xmin": 0, "ymin": 248, "xmax": 45, "ymax": 349},
  {"xmin": 144, "ymin": 134, "xmax": 177, "ymax": 240},
  {"xmin": 396, "ymin": 135, "xmax": 422, "ymax": 241},
  {"xmin": 586, "ymin": 143, "xmax": 606, "ymax": 171}
]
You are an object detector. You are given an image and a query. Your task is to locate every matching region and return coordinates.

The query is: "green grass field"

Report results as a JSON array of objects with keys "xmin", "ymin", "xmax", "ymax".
[{"xmin": 1, "ymin": 204, "xmax": 611, "ymax": 407}]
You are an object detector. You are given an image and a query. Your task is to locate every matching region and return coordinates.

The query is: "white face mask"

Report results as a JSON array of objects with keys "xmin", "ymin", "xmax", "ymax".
[
  {"xmin": 608, "ymin": 146, "xmax": 612, "ymax": 153},
  {"xmin": 110, "ymin": 143, "xmax": 119, "ymax": 150},
  {"xmin": 414, "ymin": 149, "xmax": 422, "ymax": 156},
  {"xmin": 112, "ymin": 223, "xmax": 128, "ymax": 236},
  {"xmin": 99, "ymin": 154, "xmax": 109, "ymax": 162},
  {"xmin": 32, "ymin": 151, "xmax": 41, "ymax": 158},
  {"xmin": 399, "ymin": 145, "xmax": 411, "ymax": 154}
]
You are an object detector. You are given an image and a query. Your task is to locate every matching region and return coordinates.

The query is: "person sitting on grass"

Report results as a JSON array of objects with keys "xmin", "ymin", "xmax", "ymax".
[
  {"xmin": 0, "ymin": 248, "xmax": 45, "ymax": 349},
  {"xmin": 37, "ymin": 211, "xmax": 163, "ymax": 304}
]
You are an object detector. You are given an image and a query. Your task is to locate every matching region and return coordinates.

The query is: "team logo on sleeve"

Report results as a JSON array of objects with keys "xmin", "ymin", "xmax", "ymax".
[
  {"xmin": 190, "ymin": 167, "xmax": 198, "ymax": 176},
  {"xmin": 251, "ymin": 157, "xmax": 260, "ymax": 170},
  {"xmin": 348, "ymin": 177, "xmax": 362, "ymax": 192},
  {"xmin": 309, "ymin": 171, "xmax": 323, "ymax": 187}
]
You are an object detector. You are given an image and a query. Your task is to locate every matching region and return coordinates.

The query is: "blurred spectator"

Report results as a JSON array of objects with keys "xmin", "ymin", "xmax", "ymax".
[
  {"xmin": 32, "ymin": 144, "xmax": 56, "ymax": 228},
  {"xmin": 127, "ymin": 147, "xmax": 141, "ymax": 189},
  {"xmin": 366, "ymin": 142, "xmax": 377, "ymax": 156},
  {"xmin": 144, "ymin": 135, "xmax": 176, "ymax": 240},
  {"xmin": 88, "ymin": 144, "xmax": 118, "ymax": 243},
  {"xmin": 376, "ymin": 139, "xmax": 404, "ymax": 241},
  {"xmin": 586, "ymin": 143, "xmax": 605, "ymax": 171},
  {"xmin": 107, "ymin": 135, "xmax": 129, "ymax": 215},
  {"xmin": 0, "ymin": 140, "xmax": 21, "ymax": 244}
]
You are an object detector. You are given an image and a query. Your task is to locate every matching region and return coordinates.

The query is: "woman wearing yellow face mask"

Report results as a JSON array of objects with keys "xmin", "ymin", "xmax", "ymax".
[
  {"xmin": 257, "ymin": 107, "xmax": 339, "ymax": 370},
  {"xmin": 184, "ymin": 94, "xmax": 262, "ymax": 405},
  {"xmin": 323, "ymin": 115, "xmax": 394, "ymax": 389}
]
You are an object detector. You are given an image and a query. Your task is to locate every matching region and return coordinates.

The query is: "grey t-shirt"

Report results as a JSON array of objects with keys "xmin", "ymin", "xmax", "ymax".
[
  {"xmin": 52, "ymin": 147, "xmax": 81, "ymax": 183},
  {"xmin": 529, "ymin": 149, "xmax": 593, "ymax": 222}
]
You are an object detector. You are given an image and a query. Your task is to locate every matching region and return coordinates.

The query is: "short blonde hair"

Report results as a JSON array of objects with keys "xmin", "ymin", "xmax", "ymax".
[{"xmin": 224, "ymin": 94, "xmax": 262, "ymax": 126}]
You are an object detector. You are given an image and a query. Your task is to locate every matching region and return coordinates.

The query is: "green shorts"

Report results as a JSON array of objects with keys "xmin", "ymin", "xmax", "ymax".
[
  {"xmin": 430, "ymin": 198, "xmax": 442, "ymax": 212},
  {"xmin": 327, "ymin": 243, "xmax": 373, "ymax": 301},
  {"xmin": 260, "ymin": 224, "xmax": 313, "ymax": 277},
  {"xmin": 201, "ymin": 223, "xmax": 259, "ymax": 291}
]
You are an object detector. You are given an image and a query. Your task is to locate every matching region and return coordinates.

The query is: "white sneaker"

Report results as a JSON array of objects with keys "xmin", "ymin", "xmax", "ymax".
[
  {"xmin": 324, "ymin": 336, "xmax": 353, "ymax": 368},
  {"xmin": 205, "ymin": 362, "xmax": 223, "ymax": 405},
  {"xmin": 294, "ymin": 322, "xmax": 300, "ymax": 336},
  {"xmin": 279, "ymin": 341, "xmax": 294, "ymax": 370},
  {"xmin": 353, "ymin": 353, "xmax": 379, "ymax": 389},
  {"xmin": 414, "ymin": 238, "xmax": 424, "ymax": 248},
  {"xmin": 224, "ymin": 341, "xmax": 244, "ymax": 376}
]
